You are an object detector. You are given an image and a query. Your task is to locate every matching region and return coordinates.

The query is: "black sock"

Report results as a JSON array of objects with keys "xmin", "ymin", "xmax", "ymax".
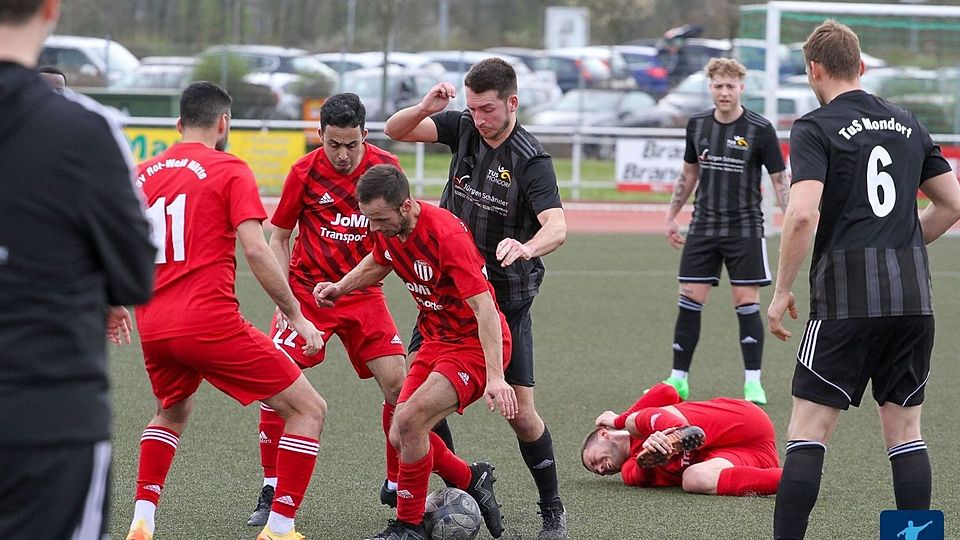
[
  {"xmin": 672, "ymin": 296, "xmax": 702, "ymax": 371},
  {"xmin": 432, "ymin": 417, "xmax": 454, "ymax": 453},
  {"xmin": 889, "ymin": 440, "xmax": 931, "ymax": 509},
  {"xmin": 774, "ymin": 441, "xmax": 826, "ymax": 540},
  {"xmin": 518, "ymin": 425, "xmax": 560, "ymax": 504},
  {"xmin": 736, "ymin": 303, "xmax": 764, "ymax": 371}
]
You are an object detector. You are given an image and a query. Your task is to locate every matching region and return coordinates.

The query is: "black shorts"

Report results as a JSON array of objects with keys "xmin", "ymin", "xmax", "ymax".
[
  {"xmin": 0, "ymin": 440, "xmax": 111, "ymax": 539},
  {"xmin": 678, "ymin": 234, "xmax": 771, "ymax": 287},
  {"xmin": 792, "ymin": 316, "xmax": 934, "ymax": 409},
  {"xmin": 409, "ymin": 297, "xmax": 536, "ymax": 387}
]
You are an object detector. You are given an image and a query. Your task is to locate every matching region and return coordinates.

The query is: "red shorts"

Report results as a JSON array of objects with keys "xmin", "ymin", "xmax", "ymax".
[
  {"xmin": 141, "ymin": 322, "xmax": 302, "ymax": 409},
  {"xmin": 271, "ymin": 285, "xmax": 405, "ymax": 376},
  {"xmin": 692, "ymin": 399, "xmax": 780, "ymax": 468},
  {"xmin": 399, "ymin": 336, "xmax": 511, "ymax": 414}
]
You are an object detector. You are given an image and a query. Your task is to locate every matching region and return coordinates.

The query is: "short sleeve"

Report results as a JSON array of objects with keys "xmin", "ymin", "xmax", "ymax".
[
  {"xmin": 439, "ymin": 230, "xmax": 489, "ymax": 300},
  {"xmin": 759, "ymin": 122, "xmax": 787, "ymax": 174},
  {"xmin": 620, "ymin": 456, "xmax": 646, "ymax": 487},
  {"xmin": 788, "ymin": 118, "xmax": 829, "ymax": 185},
  {"xmin": 918, "ymin": 126, "xmax": 954, "ymax": 183},
  {"xmin": 683, "ymin": 119, "xmax": 698, "ymax": 164},
  {"xmin": 519, "ymin": 156, "xmax": 563, "ymax": 215},
  {"xmin": 226, "ymin": 163, "xmax": 268, "ymax": 229},
  {"xmin": 430, "ymin": 110, "xmax": 464, "ymax": 149},
  {"xmin": 370, "ymin": 234, "xmax": 392, "ymax": 267},
  {"xmin": 270, "ymin": 165, "xmax": 306, "ymax": 230}
]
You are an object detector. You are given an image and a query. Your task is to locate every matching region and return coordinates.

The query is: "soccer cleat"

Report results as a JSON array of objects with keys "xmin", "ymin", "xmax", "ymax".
[
  {"xmin": 363, "ymin": 519, "xmax": 426, "ymax": 540},
  {"xmin": 256, "ymin": 526, "xmax": 305, "ymax": 540},
  {"xmin": 125, "ymin": 520, "xmax": 153, "ymax": 540},
  {"xmin": 537, "ymin": 498, "xmax": 568, "ymax": 540},
  {"xmin": 744, "ymin": 380, "xmax": 768, "ymax": 405},
  {"xmin": 247, "ymin": 484, "xmax": 275, "ymax": 526},
  {"xmin": 636, "ymin": 425, "xmax": 706, "ymax": 468},
  {"xmin": 662, "ymin": 376, "xmax": 689, "ymax": 400},
  {"xmin": 465, "ymin": 462, "xmax": 504, "ymax": 539},
  {"xmin": 379, "ymin": 478, "xmax": 397, "ymax": 508}
]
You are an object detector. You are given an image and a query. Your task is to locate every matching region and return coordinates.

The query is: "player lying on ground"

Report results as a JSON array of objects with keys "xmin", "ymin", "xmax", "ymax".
[{"xmin": 582, "ymin": 383, "xmax": 782, "ymax": 495}]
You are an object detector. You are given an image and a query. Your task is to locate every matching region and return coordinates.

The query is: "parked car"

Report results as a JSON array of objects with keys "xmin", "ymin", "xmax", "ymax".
[
  {"xmin": 418, "ymin": 50, "xmax": 533, "ymax": 84},
  {"xmin": 139, "ymin": 56, "xmax": 197, "ymax": 67},
  {"xmin": 483, "ymin": 47, "xmax": 545, "ymax": 71},
  {"xmin": 312, "ymin": 51, "xmax": 438, "ymax": 74},
  {"xmin": 862, "ymin": 67, "xmax": 960, "ymax": 134},
  {"xmin": 528, "ymin": 89, "xmax": 655, "ymax": 126},
  {"xmin": 733, "ymin": 38, "xmax": 800, "ymax": 78},
  {"xmin": 787, "ymin": 43, "xmax": 887, "ymax": 76},
  {"xmin": 655, "ymin": 37, "xmax": 732, "ymax": 87},
  {"xmin": 39, "ymin": 35, "xmax": 140, "ymax": 87},
  {"xmin": 199, "ymin": 45, "xmax": 338, "ymax": 120},
  {"xmin": 612, "ymin": 45, "xmax": 670, "ymax": 97},
  {"xmin": 200, "ymin": 45, "xmax": 336, "ymax": 78},
  {"xmin": 541, "ymin": 47, "xmax": 637, "ymax": 93},
  {"xmin": 655, "ymin": 70, "xmax": 768, "ymax": 127},
  {"xmin": 338, "ymin": 65, "xmax": 443, "ymax": 120},
  {"xmin": 742, "ymin": 86, "xmax": 819, "ymax": 130},
  {"xmin": 111, "ymin": 63, "xmax": 195, "ymax": 90}
]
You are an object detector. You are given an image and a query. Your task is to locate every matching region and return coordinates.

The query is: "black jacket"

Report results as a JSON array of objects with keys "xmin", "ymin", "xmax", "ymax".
[{"xmin": 0, "ymin": 62, "xmax": 155, "ymax": 446}]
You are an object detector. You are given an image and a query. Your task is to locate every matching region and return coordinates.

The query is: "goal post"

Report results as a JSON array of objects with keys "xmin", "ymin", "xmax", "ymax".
[
  {"xmin": 741, "ymin": 1, "xmax": 960, "ymax": 127},
  {"xmin": 738, "ymin": 1, "xmax": 960, "ymax": 235}
]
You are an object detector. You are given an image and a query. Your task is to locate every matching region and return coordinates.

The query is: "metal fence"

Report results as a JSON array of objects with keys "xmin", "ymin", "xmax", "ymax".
[{"xmin": 122, "ymin": 116, "xmax": 960, "ymax": 202}]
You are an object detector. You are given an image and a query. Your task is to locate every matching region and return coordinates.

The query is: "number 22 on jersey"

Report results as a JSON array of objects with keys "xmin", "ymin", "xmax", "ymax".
[{"xmin": 146, "ymin": 194, "xmax": 186, "ymax": 263}]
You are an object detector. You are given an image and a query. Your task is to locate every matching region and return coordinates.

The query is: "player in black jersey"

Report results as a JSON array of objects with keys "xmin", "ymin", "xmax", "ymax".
[
  {"xmin": 385, "ymin": 58, "xmax": 568, "ymax": 539},
  {"xmin": 767, "ymin": 21, "xmax": 960, "ymax": 540},
  {"xmin": 663, "ymin": 58, "xmax": 790, "ymax": 405}
]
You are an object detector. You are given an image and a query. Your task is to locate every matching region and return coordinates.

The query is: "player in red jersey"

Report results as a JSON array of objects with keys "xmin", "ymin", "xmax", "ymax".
[
  {"xmin": 245, "ymin": 93, "xmax": 408, "ymax": 526},
  {"xmin": 582, "ymin": 383, "xmax": 781, "ymax": 496},
  {"xmin": 314, "ymin": 164, "xmax": 518, "ymax": 540},
  {"xmin": 124, "ymin": 82, "xmax": 327, "ymax": 540}
]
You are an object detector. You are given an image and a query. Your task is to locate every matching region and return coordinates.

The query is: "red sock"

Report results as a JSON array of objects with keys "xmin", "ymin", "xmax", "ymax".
[
  {"xmin": 716, "ymin": 467, "xmax": 782, "ymax": 496},
  {"xmin": 397, "ymin": 451, "xmax": 432, "ymax": 525},
  {"xmin": 135, "ymin": 425, "xmax": 180, "ymax": 504},
  {"xmin": 272, "ymin": 434, "xmax": 320, "ymax": 518},
  {"xmin": 383, "ymin": 402, "xmax": 399, "ymax": 483},
  {"xmin": 429, "ymin": 432, "xmax": 471, "ymax": 489},
  {"xmin": 259, "ymin": 404, "xmax": 285, "ymax": 479}
]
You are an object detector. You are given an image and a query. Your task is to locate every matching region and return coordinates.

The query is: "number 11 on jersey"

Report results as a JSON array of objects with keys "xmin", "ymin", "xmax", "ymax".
[{"xmin": 146, "ymin": 194, "xmax": 186, "ymax": 264}]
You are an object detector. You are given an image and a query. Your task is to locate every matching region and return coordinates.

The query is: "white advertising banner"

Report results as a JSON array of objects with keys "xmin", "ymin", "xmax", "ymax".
[{"xmin": 615, "ymin": 138, "xmax": 687, "ymax": 192}]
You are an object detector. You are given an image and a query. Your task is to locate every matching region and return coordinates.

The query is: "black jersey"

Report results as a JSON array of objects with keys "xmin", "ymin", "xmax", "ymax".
[
  {"xmin": 789, "ymin": 90, "xmax": 952, "ymax": 320},
  {"xmin": 684, "ymin": 108, "xmax": 786, "ymax": 238},
  {"xmin": 0, "ymin": 63, "xmax": 155, "ymax": 445},
  {"xmin": 431, "ymin": 110, "xmax": 562, "ymax": 303}
]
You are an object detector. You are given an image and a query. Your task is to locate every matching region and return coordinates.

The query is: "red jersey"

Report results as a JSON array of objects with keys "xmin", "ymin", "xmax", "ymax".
[
  {"xmin": 371, "ymin": 202, "xmax": 507, "ymax": 344},
  {"xmin": 620, "ymin": 398, "xmax": 774, "ymax": 487},
  {"xmin": 271, "ymin": 142, "xmax": 399, "ymax": 291},
  {"xmin": 135, "ymin": 142, "xmax": 267, "ymax": 340}
]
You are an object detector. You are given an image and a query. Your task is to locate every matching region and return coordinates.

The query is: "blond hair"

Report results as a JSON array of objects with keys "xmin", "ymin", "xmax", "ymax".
[
  {"xmin": 704, "ymin": 58, "xmax": 747, "ymax": 81},
  {"xmin": 803, "ymin": 20, "xmax": 861, "ymax": 80}
]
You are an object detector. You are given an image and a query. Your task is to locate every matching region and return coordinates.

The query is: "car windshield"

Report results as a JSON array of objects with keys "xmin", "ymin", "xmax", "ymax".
[{"xmin": 553, "ymin": 90, "xmax": 622, "ymax": 112}]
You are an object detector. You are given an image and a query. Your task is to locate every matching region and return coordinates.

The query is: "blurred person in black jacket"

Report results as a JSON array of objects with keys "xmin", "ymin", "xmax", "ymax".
[{"xmin": 0, "ymin": 1, "xmax": 156, "ymax": 538}]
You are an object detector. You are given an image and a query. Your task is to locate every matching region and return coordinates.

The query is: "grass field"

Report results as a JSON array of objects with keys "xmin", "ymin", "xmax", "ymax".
[{"xmin": 107, "ymin": 233, "xmax": 960, "ymax": 539}]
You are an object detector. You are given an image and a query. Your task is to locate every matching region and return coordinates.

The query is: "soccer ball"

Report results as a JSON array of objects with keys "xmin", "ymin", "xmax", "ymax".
[{"xmin": 422, "ymin": 487, "xmax": 482, "ymax": 540}]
